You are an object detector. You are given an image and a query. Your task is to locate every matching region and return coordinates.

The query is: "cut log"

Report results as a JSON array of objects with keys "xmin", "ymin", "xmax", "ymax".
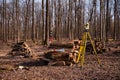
[
  {"xmin": 95, "ymin": 41, "xmax": 106, "ymax": 53},
  {"xmin": 48, "ymin": 61, "xmax": 66, "ymax": 66},
  {"xmin": 44, "ymin": 51, "xmax": 70, "ymax": 61},
  {"xmin": 43, "ymin": 51, "xmax": 76, "ymax": 66},
  {"xmin": 49, "ymin": 42, "xmax": 73, "ymax": 48}
]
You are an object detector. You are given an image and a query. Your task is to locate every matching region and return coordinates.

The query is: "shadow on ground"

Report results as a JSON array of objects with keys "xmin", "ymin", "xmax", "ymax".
[{"xmin": 19, "ymin": 59, "xmax": 49, "ymax": 67}]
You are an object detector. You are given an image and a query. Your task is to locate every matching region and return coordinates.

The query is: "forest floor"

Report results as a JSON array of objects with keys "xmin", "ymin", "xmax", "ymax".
[{"xmin": 0, "ymin": 41, "xmax": 120, "ymax": 80}]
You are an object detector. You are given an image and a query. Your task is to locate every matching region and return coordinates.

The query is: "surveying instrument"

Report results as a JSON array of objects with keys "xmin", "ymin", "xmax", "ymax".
[
  {"xmin": 74, "ymin": 22, "xmax": 101, "ymax": 67},
  {"xmin": 74, "ymin": 0, "xmax": 101, "ymax": 67}
]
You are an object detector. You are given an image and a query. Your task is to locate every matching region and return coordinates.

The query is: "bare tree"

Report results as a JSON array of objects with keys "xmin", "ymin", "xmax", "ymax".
[
  {"xmin": 2, "ymin": 0, "xmax": 6, "ymax": 42},
  {"xmin": 42, "ymin": 0, "xmax": 45, "ymax": 42},
  {"xmin": 114, "ymin": 0, "xmax": 120, "ymax": 40},
  {"xmin": 15, "ymin": 0, "xmax": 20, "ymax": 42},
  {"xmin": 32, "ymin": 0, "xmax": 35, "ymax": 42},
  {"xmin": 106, "ymin": 0, "xmax": 110, "ymax": 41},
  {"xmin": 100, "ymin": 0, "xmax": 106, "ymax": 47},
  {"xmin": 44, "ymin": 0, "xmax": 49, "ymax": 45},
  {"xmin": 24, "ymin": 0, "xmax": 30, "ymax": 41}
]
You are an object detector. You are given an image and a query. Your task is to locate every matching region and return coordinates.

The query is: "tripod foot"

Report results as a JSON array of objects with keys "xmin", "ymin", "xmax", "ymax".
[{"xmin": 99, "ymin": 64, "xmax": 102, "ymax": 67}]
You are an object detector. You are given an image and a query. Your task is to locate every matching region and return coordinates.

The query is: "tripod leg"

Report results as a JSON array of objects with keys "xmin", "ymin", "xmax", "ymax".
[
  {"xmin": 87, "ymin": 32, "xmax": 101, "ymax": 65},
  {"xmin": 81, "ymin": 32, "xmax": 87, "ymax": 66},
  {"xmin": 77, "ymin": 32, "xmax": 86, "ymax": 63},
  {"xmin": 76, "ymin": 51, "xmax": 81, "ymax": 63}
]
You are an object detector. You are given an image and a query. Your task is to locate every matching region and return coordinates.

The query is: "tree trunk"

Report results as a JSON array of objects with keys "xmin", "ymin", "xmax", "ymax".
[
  {"xmin": 42, "ymin": 0, "xmax": 45, "ymax": 42},
  {"xmin": 32, "ymin": 0, "xmax": 35, "ymax": 42},
  {"xmin": 106, "ymin": 0, "xmax": 110, "ymax": 41},
  {"xmin": 15, "ymin": 0, "xmax": 20, "ymax": 42},
  {"xmin": 44, "ymin": 0, "xmax": 49, "ymax": 45}
]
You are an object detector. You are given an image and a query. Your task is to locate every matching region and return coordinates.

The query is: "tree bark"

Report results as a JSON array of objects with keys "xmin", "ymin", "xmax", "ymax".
[
  {"xmin": 32, "ymin": 0, "xmax": 35, "ymax": 42},
  {"xmin": 44, "ymin": 0, "xmax": 49, "ymax": 45}
]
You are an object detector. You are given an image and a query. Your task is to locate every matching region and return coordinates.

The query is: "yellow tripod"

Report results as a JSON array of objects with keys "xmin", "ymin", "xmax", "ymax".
[{"xmin": 75, "ymin": 23, "xmax": 101, "ymax": 66}]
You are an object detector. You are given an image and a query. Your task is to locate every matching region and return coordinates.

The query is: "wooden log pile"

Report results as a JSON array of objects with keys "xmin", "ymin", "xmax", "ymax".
[
  {"xmin": 42, "ymin": 40, "xmax": 106, "ymax": 66},
  {"xmin": 9, "ymin": 42, "xmax": 32, "ymax": 58},
  {"xmin": 85, "ymin": 41, "xmax": 106, "ymax": 54},
  {"xmin": 42, "ymin": 41, "xmax": 106, "ymax": 66},
  {"xmin": 72, "ymin": 40, "xmax": 106, "ymax": 54},
  {"xmin": 42, "ymin": 51, "xmax": 73, "ymax": 66}
]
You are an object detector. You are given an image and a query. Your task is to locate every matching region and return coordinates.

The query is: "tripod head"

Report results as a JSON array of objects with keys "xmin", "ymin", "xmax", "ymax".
[
  {"xmin": 85, "ymin": 22, "xmax": 89, "ymax": 30},
  {"xmin": 84, "ymin": 22, "xmax": 89, "ymax": 32}
]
